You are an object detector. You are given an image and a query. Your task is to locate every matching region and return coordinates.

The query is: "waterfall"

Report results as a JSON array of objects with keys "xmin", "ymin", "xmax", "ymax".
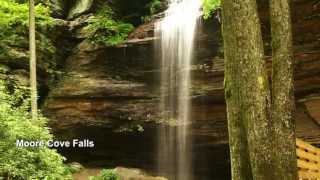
[{"xmin": 156, "ymin": 0, "xmax": 202, "ymax": 179}]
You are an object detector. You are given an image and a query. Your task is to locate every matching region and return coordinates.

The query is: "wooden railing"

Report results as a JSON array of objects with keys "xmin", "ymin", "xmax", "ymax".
[{"xmin": 296, "ymin": 138, "xmax": 320, "ymax": 179}]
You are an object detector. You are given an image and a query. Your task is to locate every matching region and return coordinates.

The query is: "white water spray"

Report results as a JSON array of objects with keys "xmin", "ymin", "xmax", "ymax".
[{"xmin": 156, "ymin": 0, "xmax": 202, "ymax": 179}]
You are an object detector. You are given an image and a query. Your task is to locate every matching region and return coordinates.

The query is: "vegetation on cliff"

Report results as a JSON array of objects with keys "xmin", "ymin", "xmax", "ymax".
[
  {"xmin": 0, "ymin": 0, "xmax": 56, "ymax": 75},
  {"xmin": 0, "ymin": 2, "xmax": 71, "ymax": 179},
  {"xmin": 148, "ymin": 0, "xmax": 163, "ymax": 15},
  {"xmin": 0, "ymin": 80, "xmax": 71, "ymax": 179},
  {"xmin": 141, "ymin": 0, "xmax": 165, "ymax": 22},
  {"xmin": 203, "ymin": 0, "xmax": 221, "ymax": 19},
  {"xmin": 86, "ymin": 5, "xmax": 134, "ymax": 46},
  {"xmin": 89, "ymin": 169, "xmax": 119, "ymax": 180}
]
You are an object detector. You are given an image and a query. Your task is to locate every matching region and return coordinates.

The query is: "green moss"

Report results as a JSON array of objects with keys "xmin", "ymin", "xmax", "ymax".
[{"xmin": 86, "ymin": 5, "xmax": 134, "ymax": 46}]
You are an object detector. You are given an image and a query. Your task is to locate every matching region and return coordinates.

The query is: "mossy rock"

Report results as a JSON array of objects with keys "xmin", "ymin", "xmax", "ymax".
[{"xmin": 67, "ymin": 0, "xmax": 94, "ymax": 19}]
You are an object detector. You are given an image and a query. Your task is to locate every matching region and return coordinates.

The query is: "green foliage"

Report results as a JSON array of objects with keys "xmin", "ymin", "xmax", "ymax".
[
  {"xmin": 202, "ymin": 0, "xmax": 221, "ymax": 19},
  {"xmin": 0, "ymin": 0, "xmax": 56, "ymax": 75},
  {"xmin": 87, "ymin": 5, "xmax": 134, "ymax": 46},
  {"xmin": 89, "ymin": 169, "xmax": 119, "ymax": 180},
  {"xmin": 0, "ymin": 0, "xmax": 53, "ymax": 26},
  {"xmin": 0, "ymin": 0, "xmax": 54, "ymax": 42},
  {"xmin": 141, "ymin": 0, "xmax": 164, "ymax": 23},
  {"xmin": 148, "ymin": 0, "xmax": 162, "ymax": 15},
  {"xmin": 0, "ymin": 80, "xmax": 71, "ymax": 179},
  {"xmin": 13, "ymin": 0, "xmax": 50, "ymax": 5}
]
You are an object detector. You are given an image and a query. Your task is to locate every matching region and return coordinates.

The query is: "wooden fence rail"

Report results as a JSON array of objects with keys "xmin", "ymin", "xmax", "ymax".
[{"xmin": 296, "ymin": 138, "xmax": 320, "ymax": 179}]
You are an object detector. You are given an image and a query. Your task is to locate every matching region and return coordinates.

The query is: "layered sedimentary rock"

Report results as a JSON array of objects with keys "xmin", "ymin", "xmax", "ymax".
[
  {"xmin": 46, "ymin": 0, "xmax": 320, "ymax": 144},
  {"xmin": 41, "ymin": 0, "xmax": 320, "ymax": 178}
]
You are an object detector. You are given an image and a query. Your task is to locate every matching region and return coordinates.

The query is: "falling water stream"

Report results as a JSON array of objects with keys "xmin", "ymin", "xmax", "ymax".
[{"xmin": 156, "ymin": 0, "xmax": 202, "ymax": 179}]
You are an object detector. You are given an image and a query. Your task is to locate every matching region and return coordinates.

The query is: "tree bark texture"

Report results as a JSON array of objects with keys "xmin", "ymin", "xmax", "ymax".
[
  {"xmin": 221, "ymin": 0, "xmax": 275, "ymax": 179},
  {"xmin": 270, "ymin": 0, "xmax": 298, "ymax": 179},
  {"xmin": 29, "ymin": 0, "xmax": 38, "ymax": 120}
]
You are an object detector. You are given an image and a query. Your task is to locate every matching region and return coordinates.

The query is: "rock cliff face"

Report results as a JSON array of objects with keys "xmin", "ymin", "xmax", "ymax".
[
  {"xmin": 46, "ymin": 0, "xmax": 320, "ymax": 141},
  {"xmin": 42, "ymin": 0, "xmax": 320, "ymax": 178}
]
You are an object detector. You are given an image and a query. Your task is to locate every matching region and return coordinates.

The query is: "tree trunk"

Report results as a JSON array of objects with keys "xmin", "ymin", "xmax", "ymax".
[
  {"xmin": 29, "ymin": 0, "xmax": 38, "ymax": 120},
  {"xmin": 221, "ymin": 0, "xmax": 275, "ymax": 179},
  {"xmin": 270, "ymin": 0, "xmax": 298, "ymax": 179}
]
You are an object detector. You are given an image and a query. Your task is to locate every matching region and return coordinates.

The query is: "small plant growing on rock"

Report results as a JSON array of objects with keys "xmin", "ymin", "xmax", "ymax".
[
  {"xmin": 86, "ymin": 5, "xmax": 134, "ymax": 46},
  {"xmin": 89, "ymin": 169, "xmax": 119, "ymax": 180}
]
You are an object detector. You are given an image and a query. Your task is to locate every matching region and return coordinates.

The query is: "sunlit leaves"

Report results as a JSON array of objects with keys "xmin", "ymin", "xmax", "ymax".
[
  {"xmin": 202, "ymin": 0, "xmax": 221, "ymax": 19},
  {"xmin": 0, "ymin": 80, "xmax": 71, "ymax": 179},
  {"xmin": 86, "ymin": 5, "xmax": 134, "ymax": 46},
  {"xmin": 0, "ymin": 0, "xmax": 53, "ymax": 27},
  {"xmin": 0, "ymin": 0, "xmax": 57, "ymax": 77}
]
